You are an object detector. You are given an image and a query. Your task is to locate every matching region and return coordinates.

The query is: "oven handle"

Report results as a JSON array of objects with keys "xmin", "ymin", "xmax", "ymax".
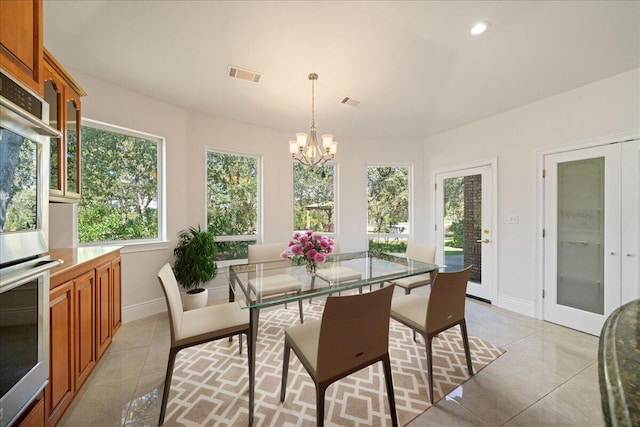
[
  {"xmin": 0, "ymin": 259, "xmax": 63, "ymax": 290},
  {"xmin": 0, "ymin": 96, "xmax": 62, "ymax": 138}
]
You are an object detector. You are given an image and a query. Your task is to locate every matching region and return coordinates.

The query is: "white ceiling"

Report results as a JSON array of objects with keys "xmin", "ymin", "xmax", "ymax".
[{"xmin": 43, "ymin": 1, "xmax": 640, "ymax": 140}]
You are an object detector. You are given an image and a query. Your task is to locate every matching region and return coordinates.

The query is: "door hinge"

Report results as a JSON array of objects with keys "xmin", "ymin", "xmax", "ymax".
[
  {"xmin": 542, "ymin": 169, "xmax": 546, "ymax": 178},
  {"xmin": 542, "ymin": 289, "xmax": 545, "ymax": 298},
  {"xmin": 434, "ymin": 183, "xmax": 437, "ymax": 191},
  {"xmin": 542, "ymin": 228, "xmax": 546, "ymax": 238},
  {"xmin": 435, "ymin": 224, "xmax": 437, "ymax": 231}
]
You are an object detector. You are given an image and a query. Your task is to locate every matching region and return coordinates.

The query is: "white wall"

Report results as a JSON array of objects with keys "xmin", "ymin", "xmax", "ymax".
[
  {"xmin": 62, "ymin": 69, "xmax": 425, "ymax": 322},
  {"xmin": 423, "ymin": 68, "xmax": 640, "ymax": 316}
]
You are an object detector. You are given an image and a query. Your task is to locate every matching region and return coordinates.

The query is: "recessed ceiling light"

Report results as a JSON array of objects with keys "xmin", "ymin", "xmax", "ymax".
[{"xmin": 470, "ymin": 21, "xmax": 491, "ymax": 36}]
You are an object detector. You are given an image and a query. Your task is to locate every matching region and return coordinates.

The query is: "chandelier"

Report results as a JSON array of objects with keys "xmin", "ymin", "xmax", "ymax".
[{"xmin": 289, "ymin": 73, "xmax": 337, "ymax": 168}]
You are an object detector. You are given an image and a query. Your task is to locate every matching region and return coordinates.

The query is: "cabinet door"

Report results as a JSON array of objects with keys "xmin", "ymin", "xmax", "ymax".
[
  {"xmin": 43, "ymin": 68, "xmax": 65, "ymax": 198},
  {"xmin": 47, "ymin": 281, "xmax": 74, "ymax": 425},
  {"xmin": 111, "ymin": 257, "xmax": 122, "ymax": 333},
  {"xmin": 16, "ymin": 393, "xmax": 45, "ymax": 427},
  {"xmin": 0, "ymin": 0, "xmax": 43, "ymax": 94},
  {"xmin": 64, "ymin": 95, "xmax": 81, "ymax": 200},
  {"xmin": 74, "ymin": 271, "xmax": 96, "ymax": 389},
  {"xmin": 96, "ymin": 262, "xmax": 112, "ymax": 359}
]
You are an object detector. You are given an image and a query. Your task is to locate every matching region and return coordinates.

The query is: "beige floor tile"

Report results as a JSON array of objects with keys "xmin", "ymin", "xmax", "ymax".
[
  {"xmin": 446, "ymin": 351, "xmax": 568, "ymax": 425},
  {"xmin": 59, "ymin": 379, "xmax": 138, "ymax": 426},
  {"xmin": 570, "ymin": 362, "xmax": 600, "ymax": 393},
  {"xmin": 141, "ymin": 344, "xmax": 170, "ymax": 376},
  {"xmin": 84, "ymin": 347, "xmax": 149, "ymax": 388},
  {"xmin": 125, "ymin": 371, "xmax": 165, "ymax": 424},
  {"xmin": 502, "ymin": 381, "xmax": 604, "ymax": 426},
  {"xmin": 407, "ymin": 396, "xmax": 490, "ymax": 426}
]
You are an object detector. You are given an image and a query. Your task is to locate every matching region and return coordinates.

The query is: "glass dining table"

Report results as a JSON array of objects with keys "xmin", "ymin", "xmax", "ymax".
[{"xmin": 225, "ymin": 250, "xmax": 439, "ymax": 426}]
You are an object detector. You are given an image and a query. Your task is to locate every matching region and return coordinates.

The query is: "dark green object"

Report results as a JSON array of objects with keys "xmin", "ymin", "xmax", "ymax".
[{"xmin": 173, "ymin": 225, "xmax": 218, "ymax": 291}]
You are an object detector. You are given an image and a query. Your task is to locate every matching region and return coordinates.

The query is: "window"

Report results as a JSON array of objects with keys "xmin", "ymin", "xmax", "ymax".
[
  {"xmin": 367, "ymin": 165, "xmax": 410, "ymax": 253},
  {"xmin": 293, "ymin": 163, "xmax": 335, "ymax": 233},
  {"xmin": 206, "ymin": 150, "xmax": 259, "ymax": 261},
  {"xmin": 79, "ymin": 119, "xmax": 164, "ymax": 244}
]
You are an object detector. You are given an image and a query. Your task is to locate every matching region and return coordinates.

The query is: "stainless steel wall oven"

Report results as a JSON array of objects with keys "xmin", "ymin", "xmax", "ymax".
[{"xmin": 0, "ymin": 70, "xmax": 61, "ymax": 426}]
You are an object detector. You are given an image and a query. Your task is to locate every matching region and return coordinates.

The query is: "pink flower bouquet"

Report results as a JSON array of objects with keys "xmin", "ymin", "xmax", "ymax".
[{"xmin": 281, "ymin": 230, "xmax": 334, "ymax": 274}]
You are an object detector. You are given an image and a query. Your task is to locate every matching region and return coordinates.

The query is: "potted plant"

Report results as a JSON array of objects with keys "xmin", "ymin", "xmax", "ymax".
[{"xmin": 173, "ymin": 225, "xmax": 218, "ymax": 310}]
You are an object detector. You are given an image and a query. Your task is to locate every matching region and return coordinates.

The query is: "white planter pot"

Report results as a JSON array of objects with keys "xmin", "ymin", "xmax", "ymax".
[{"xmin": 183, "ymin": 288, "xmax": 208, "ymax": 311}]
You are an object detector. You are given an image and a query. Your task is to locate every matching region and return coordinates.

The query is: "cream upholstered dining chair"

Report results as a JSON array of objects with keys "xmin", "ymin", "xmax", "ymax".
[
  {"xmin": 389, "ymin": 241, "xmax": 436, "ymax": 295},
  {"xmin": 390, "ymin": 266, "xmax": 473, "ymax": 404},
  {"xmin": 280, "ymin": 284, "xmax": 398, "ymax": 427},
  {"xmin": 248, "ymin": 242, "xmax": 304, "ymax": 324},
  {"xmin": 157, "ymin": 264, "xmax": 251, "ymax": 425}
]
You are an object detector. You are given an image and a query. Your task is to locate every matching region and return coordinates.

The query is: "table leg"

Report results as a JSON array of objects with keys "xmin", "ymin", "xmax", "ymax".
[{"xmin": 248, "ymin": 306, "xmax": 258, "ymax": 426}]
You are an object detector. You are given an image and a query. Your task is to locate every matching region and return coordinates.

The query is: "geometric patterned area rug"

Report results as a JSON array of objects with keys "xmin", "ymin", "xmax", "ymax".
[{"xmin": 163, "ymin": 300, "xmax": 505, "ymax": 426}]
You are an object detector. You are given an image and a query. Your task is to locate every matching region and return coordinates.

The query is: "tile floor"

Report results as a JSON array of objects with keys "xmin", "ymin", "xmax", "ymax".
[{"xmin": 59, "ymin": 290, "xmax": 604, "ymax": 426}]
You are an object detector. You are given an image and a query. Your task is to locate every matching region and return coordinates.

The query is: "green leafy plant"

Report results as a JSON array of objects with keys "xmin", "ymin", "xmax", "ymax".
[{"xmin": 173, "ymin": 225, "xmax": 218, "ymax": 292}]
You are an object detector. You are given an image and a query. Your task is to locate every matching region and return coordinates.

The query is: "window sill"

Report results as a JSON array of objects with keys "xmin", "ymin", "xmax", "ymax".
[{"xmin": 80, "ymin": 240, "xmax": 171, "ymax": 254}]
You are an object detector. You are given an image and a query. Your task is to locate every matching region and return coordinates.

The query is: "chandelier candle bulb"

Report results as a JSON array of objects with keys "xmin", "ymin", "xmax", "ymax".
[{"xmin": 296, "ymin": 132, "xmax": 307, "ymax": 147}]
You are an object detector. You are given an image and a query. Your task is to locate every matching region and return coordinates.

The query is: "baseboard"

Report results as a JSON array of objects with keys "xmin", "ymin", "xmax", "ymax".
[
  {"xmin": 122, "ymin": 284, "xmax": 231, "ymax": 324},
  {"xmin": 495, "ymin": 294, "xmax": 536, "ymax": 318},
  {"xmin": 122, "ymin": 297, "xmax": 167, "ymax": 323}
]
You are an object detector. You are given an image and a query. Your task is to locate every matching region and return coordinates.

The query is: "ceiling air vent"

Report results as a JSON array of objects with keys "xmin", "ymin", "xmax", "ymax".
[
  {"xmin": 341, "ymin": 96, "xmax": 362, "ymax": 108},
  {"xmin": 228, "ymin": 65, "xmax": 262, "ymax": 83}
]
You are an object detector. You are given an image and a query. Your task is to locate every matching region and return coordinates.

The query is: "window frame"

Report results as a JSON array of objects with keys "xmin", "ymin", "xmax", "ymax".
[
  {"xmin": 366, "ymin": 163, "xmax": 413, "ymax": 247},
  {"xmin": 292, "ymin": 162, "xmax": 338, "ymax": 237},
  {"xmin": 205, "ymin": 147, "xmax": 262, "ymax": 266},
  {"xmin": 78, "ymin": 118, "xmax": 167, "ymax": 250}
]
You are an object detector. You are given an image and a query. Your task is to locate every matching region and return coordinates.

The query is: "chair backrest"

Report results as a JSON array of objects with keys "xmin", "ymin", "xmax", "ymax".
[
  {"xmin": 316, "ymin": 284, "xmax": 395, "ymax": 381},
  {"xmin": 157, "ymin": 263, "xmax": 184, "ymax": 345},
  {"xmin": 425, "ymin": 266, "xmax": 472, "ymax": 334},
  {"xmin": 248, "ymin": 242, "xmax": 286, "ymax": 263},
  {"xmin": 406, "ymin": 241, "xmax": 436, "ymax": 263}
]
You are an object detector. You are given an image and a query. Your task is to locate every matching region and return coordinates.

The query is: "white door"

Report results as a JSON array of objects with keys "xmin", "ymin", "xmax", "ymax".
[
  {"xmin": 435, "ymin": 164, "xmax": 494, "ymax": 301},
  {"xmin": 543, "ymin": 140, "xmax": 639, "ymax": 335}
]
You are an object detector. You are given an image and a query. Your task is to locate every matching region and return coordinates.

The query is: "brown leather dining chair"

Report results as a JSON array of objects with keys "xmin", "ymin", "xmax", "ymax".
[
  {"xmin": 389, "ymin": 241, "xmax": 436, "ymax": 295},
  {"xmin": 280, "ymin": 284, "xmax": 398, "ymax": 427},
  {"xmin": 156, "ymin": 263, "xmax": 251, "ymax": 425},
  {"xmin": 390, "ymin": 266, "xmax": 473, "ymax": 404}
]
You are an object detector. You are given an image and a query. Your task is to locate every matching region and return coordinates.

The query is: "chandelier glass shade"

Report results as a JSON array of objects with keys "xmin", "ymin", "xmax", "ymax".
[{"xmin": 289, "ymin": 73, "xmax": 337, "ymax": 168}]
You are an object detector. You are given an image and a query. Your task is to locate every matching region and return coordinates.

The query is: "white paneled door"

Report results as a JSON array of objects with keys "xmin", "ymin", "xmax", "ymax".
[
  {"xmin": 543, "ymin": 139, "xmax": 639, "ymax": 335},
  {"xmin": 435, "ymin": 164, "xmax": 495, "ymax": 302}
]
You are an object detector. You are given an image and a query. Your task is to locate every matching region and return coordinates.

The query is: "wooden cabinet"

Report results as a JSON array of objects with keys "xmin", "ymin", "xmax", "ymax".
[
  {"xmin": 43, "ymin": 49, "xmax": 86, "ymax": 203},
  {"xmin": 74, "ymin": 270, "xmax": 96, "ymax": 390},
  {"xmin": 47, "ymin": 282, "xmax": 74, "ymax": 426},
  {"xmin": 96, "ymin": 262, "xmax": 112, "ymax": 359},
  {"xmin": 111, "ymin": 257, "xmax": 123, "ymax": 333},
  {"xmin": 46, "ymin": 248, "xmax": 121, "ymax": 426},
  {"xmin": 0, "ymin": 0, "xmax": 43, "ymax": 95},
  {"xmin": 16, "ymin": 392, "xmax": 45, "ymax": 427}
]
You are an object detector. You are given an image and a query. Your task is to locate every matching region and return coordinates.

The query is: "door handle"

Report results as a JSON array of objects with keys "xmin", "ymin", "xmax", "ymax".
[{"xmin": 476, "ymin": 239, "xmax": 490, "ymax": 244}]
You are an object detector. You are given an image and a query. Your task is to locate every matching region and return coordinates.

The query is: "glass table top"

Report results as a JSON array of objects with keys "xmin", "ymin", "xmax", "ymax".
[{"xmin": 226, "ymin": 250, "xmax": 439, "ymax": 309}]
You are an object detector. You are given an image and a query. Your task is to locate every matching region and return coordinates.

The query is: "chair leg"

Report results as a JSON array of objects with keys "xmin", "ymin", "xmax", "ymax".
[
  {"xmin": 425, "ymin": 334, "xmax": 434, "ymax": 404},
  {"xmin": 159, "ymin": 347, "xmax": 179, "ymax": 425},
  {"xmin": 317, "ymin": 383, "xmax": 327, "ymax": 427},
  {"xmin": 405, "ymin": 288, "xmax": 410, "ymax": 295},
  {"xmin": 238, "ymin": 333, "xmax": 243, "ymax": 354},
  {"xmin": 298, "ymin": 299, "xmax": 304, "ymax": 324},
  {"xmin": 460, "ymin": 320, "xmax": 474, "ymax": 375},
  {"xmin": 280, "ymin": 340, "xmax": 291, "ymax": 402},
  {"xmin": 382, "ymin": 355, "xmax": 399, "ymax": 427}
]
